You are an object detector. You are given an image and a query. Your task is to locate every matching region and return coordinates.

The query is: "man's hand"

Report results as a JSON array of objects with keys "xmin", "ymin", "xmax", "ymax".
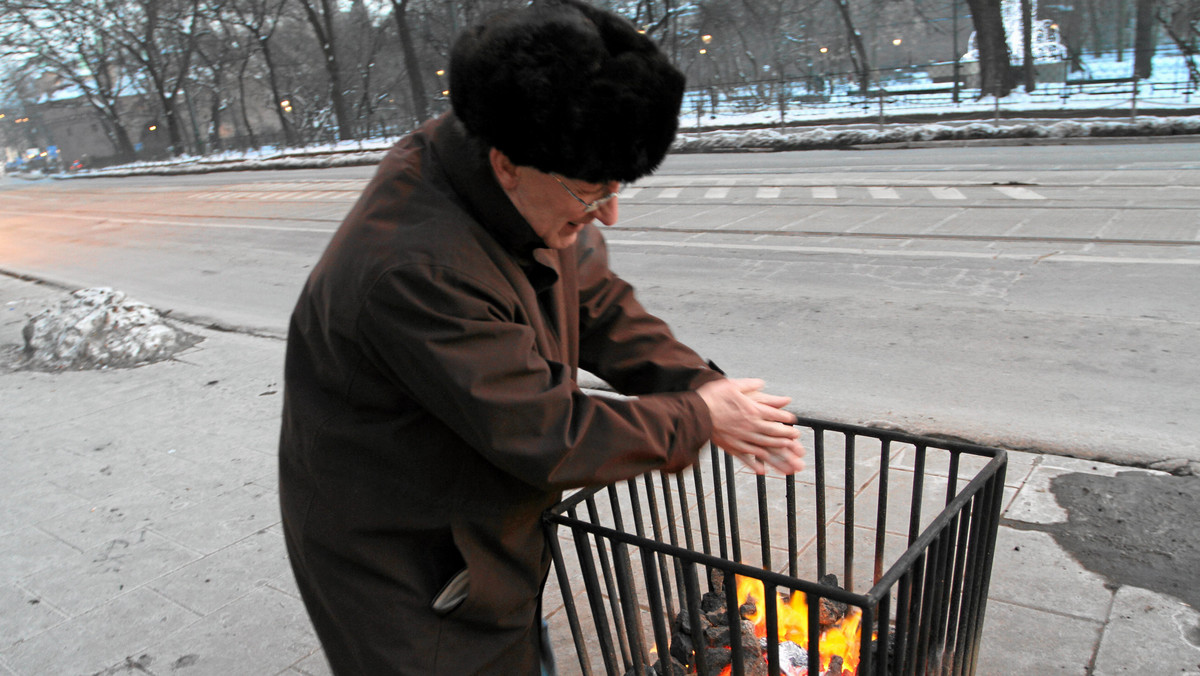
[{"xmin": 696, "ymin": 378, "xmax": 806, "ymax": 475}]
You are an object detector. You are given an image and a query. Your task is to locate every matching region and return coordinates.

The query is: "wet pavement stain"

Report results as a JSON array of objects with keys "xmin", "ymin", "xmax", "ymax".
[{"xmin": 1036, "ymin": 471, "xmax": 1200, "ymax": 616}]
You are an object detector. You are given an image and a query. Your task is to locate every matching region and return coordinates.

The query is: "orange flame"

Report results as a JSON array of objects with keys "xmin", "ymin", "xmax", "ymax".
[{"xmin": 720, "ymin": 575, "xmax": 862, "ymax": 676}]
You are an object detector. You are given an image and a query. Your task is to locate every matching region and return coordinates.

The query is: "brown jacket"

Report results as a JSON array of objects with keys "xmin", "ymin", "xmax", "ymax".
[{"xmin": 279, "ymin": 113, "xmax": 721, "ymax": 674}]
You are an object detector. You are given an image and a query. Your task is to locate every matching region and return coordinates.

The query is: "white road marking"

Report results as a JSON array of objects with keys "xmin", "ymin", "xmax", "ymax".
[
  {"xmin": 757, "ymin": 187, "xmax": 782, "ymax": 199},
  {"xmin": 658, "ymin": 187, "xmax": 683, "ymax": 198},
  {"xmin": 993, "ymin": 186, "xmax": 1046, "ymax": 200},
  {"xmin": 704, "ymin": 187, "xmax": 731, "ymax": 199},
  {"xmin": 869, "ymin": 187, "xmax": 900, "ymax": 199},
  {"xmin": 605, "ymin": 238, "xmax": 1200, "ymax": 266},
  {"xmin": 619, "ymin": 187, "xmax": 643, "ymax": 199},
  {"xmin": 813, "ymin": 187, "xmax": 838, "ymax": 199},
  {"xmin": 929, "ymin": 187, "xmax": 966, "ymax": 200},
  {"xmin": 2, "ymin": 209, "xmax": 333, "ymax": 233}
]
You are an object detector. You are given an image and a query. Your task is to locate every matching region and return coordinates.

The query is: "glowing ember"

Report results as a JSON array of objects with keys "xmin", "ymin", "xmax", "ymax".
[{"xmin": 723, "ymin": 575, "xmax": 863, "ymax": 676}]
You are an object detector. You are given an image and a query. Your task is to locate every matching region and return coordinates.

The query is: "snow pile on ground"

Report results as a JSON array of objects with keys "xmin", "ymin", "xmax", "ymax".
[
  {"xmin": 21, "ymin": 288, "xmax": 200, "ymax": 370},
  {"xmin": 67, "ymin": 114, "xmax": 1200, "ymax": 178},
  {"xmin": 673, "ymin": 115, "xmax": 1200, "ymax": 152}
]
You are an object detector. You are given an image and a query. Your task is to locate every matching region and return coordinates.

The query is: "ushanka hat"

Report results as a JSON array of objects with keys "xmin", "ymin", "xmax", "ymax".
[{"xmin": 449, "ymin": 0, "xmax": 685, "ymax": 184}]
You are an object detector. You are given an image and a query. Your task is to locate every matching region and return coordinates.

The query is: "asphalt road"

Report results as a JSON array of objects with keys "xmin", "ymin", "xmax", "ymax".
[{"xmin": 1, "ymin": 140, "xmax": 1197, "ymax": 466}]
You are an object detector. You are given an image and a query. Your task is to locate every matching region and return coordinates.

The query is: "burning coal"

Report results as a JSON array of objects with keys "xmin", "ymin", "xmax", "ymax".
[{"xmin": 637, "ymin": 570, "xmax": 865, "ymax": 676}]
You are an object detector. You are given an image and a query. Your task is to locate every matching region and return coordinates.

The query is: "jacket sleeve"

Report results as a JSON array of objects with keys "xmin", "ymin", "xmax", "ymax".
[
  {"xmin": 575, "ymin": 226, "xmax": 725, "ymax": 396},
  {"xmin": 355, "ymin": 260, "xmax": 712, "ymax": 491}
]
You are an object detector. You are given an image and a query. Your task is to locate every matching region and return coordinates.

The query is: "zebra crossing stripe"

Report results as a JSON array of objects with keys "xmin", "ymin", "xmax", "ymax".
[
  {"xmin": 704, "ymin": 187, "xmax": 731, "ymax": 199},
  {"xmin": 993, "ymin": 186, "xmax": 1045, "ymax": 200},
  {"xmin": 869, "ymin": 187, "xmax": 900, "ymax": 199},
  {"xmin": 619, "ymin": 187, "xmax": 643, "ymax": 199},
  {"xmin": 929, "ymin": 187, "xmax": 966, "ymax": 200},
  {"xmin": 812, "ymin": 187, "xmax": 838, "ymax": 199},
  {"xmin": 658, "ymin": 187, "xmax": 683, "ymax": 198},
  {"xmin": 757, "ymin": 187, "xmax": 782, "ymax": 199}
]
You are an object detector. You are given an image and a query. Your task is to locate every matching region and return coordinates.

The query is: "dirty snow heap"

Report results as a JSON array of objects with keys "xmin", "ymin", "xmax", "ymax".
[{"xmin": 22, "ymin": 288, "xmax": 200, "ymax": 370}]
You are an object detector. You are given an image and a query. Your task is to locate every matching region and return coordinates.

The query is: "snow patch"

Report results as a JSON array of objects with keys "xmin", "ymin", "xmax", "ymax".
[{"xmin": 20, "ymin": 288, "xmax": 200, "ymax": 370}]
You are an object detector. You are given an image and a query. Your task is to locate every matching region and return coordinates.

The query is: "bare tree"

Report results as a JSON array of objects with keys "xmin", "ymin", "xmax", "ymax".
[
  {"xmin": 388, "ymin": 0, "xmax": 430, "ymax": 126},
  {"xmin": 227, "ymin": 0, "xmax": 296, "ymax": 145},
  {"xmin": 829, "ymin": 0, "xmax": 871, "ymax": 92},
  {"xmin": 293, "ymin": 0, "xmax": 354, "ymax": 140},
  {"xmin": 0, "ymin": 0, "xmax": 139, "ymax": 159},
  {"xmin": 966, "ymin": 0, "xmax": 1016, "ymax": 97},
  {"xmin": 1134, "ymin": 0, "xmax": 1158, "ymax": 78},
  {"xmin": 1156, "ymin": 0, "xmax": 1200, "ymax": 84},
  {"xmin": 1021, "ymin": 0, "xmax": 1035, "ymax": 91},
  {"xmin": 100, "ymin": 0, "xmax": 207, "ymax": 156}
]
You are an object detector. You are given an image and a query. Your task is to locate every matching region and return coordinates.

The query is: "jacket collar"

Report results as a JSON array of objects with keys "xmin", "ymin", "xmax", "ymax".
[{"xmin": 431, "ymin": 113, "xmax": 548, "ymax": 265}]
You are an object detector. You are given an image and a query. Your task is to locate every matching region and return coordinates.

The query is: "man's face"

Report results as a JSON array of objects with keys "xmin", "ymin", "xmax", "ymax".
[{"xmin": 509, "ymin": 169, "xmax": 621, "ymax": 250}]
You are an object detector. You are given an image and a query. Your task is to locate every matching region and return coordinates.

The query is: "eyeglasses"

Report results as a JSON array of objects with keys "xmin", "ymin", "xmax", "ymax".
[{"xmin": 552, "ymin": 174, "xmax": 622, "ymax": 213}]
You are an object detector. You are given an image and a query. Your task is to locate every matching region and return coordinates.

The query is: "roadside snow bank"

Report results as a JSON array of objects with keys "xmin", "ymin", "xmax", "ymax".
[
  {"xmin": 21, "ymin": 288, "xmax": 200, "ymax": 370},
  {"xmin": 672, "ymin": 115, "xmax": 1200, "ymax": 152},
  {"xmin": 63, "ymin": 114, "xmax": 1200, "ymax": 178}
]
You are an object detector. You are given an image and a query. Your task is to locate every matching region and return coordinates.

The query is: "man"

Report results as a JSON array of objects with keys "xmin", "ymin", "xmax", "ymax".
[{"xmin": 278, "ymin": 1, "xmax": 805, "ymax": 673}]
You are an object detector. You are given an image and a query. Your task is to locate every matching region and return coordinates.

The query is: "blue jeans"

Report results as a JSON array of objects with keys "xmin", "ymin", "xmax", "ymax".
[{"xmin": 540, "ymin": 619, "xmax": 557, "ymax": 676}]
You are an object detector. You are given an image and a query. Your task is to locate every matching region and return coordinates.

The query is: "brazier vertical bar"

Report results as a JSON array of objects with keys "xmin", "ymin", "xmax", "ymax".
[
  {"xmin": 550, "ymin": 511, "xmax": 595, "ymax": 676},
  {"xmin": 683, "ymin": 562, "xmax": 711, "ymax": 676},
  {"xmin": 725, "ymin": 452, "xmax": 743, "ymax": 564},
  {"xmin": 637, "ymin": 543, "xmax": 672, "ymax": 672},
  {"xmin": 907, "ymin": 444, "xmax": 927, "ymax": 547},
  {"xmin": 572, "ymin": 521, "xmax": 620, "ymax": 675},
  {"xmin": 786, "ymin": 473, "xmax": 798, "ymax": 579},
  {"xmin": 951, "ymin": 496, "xmax": 979, "ymax": 676},
  {"xmin": 726, "ymin": 567, "xmax": 747, "ymax": 676},
  {"xmin": 590, "ymin": 495, "xmax": 632, "ymax": 670},
  {"xmin": 926, "ymin": 515, "xmax": 958, "ymax": 670},
  {"xmin": 946, "ymin": 450, "xmax": 962, "ymax": 506},
  {"xmin": 612, "ymin": 539, "xmax": 650, "ymax": 675},
  {"xmin": 945, "ymin": 508, "xmax": 972, "ymax": 670},
  {"xmin": 814, "ymin": 427, "xmax": 828, "ymax": 579},
  {"xmin": 858, "ymin": 603, "xmax": 876, "ymax": 676},
  {"xmin": 806, "ymin": 589, "xmax": 821, "ymax": 676},
  {"xmin": 902, "ymin": 552, "xmax": 927, "ymax": 674},
  {"xmin": 844, "ymin": 432, "xmax": 856, "ymax": 591},
  {"xmin": 874, "ymin": 593, "xmax": 892, "ymax": 676},
  {"xmin": 710, "ymin": 444, "xmax": 729, "ymax": 564},
  {"xmin": 660, "ymin": 473, "xmax": 688, "ymax": 622},
  {"xmin": 692, "ymin": 456, "xmax": 714, "ymax": 580},
  {"xmin": 874, "ymin": 438, "xmax": 891, "ymax": 585},
  {"xmin": 965, "ymin": 468, "xmax": 1005, "ymax": 674},
  {"xmin": 642, "ymin": 474, "xmax": 676, "ymax": 618},
  {"xmin": 764, "ymin": 582, "xmax": 781, "ymax": 676},
  {"xmin": 757, "ymin": 474, "xmax": 772, "ymax": 570},
  {"xmin": 892, "ymin": 569, "xmax": 914, "ymax": 675},
  {"xmin": 914, "ymin": 533, "xmax": 943, "ymax": 673}
]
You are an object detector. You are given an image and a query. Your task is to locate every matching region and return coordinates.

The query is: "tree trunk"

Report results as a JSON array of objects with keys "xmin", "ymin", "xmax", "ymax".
[
  {"xmin": 1117, "ymin": 0, "xmax": 1128, "ymax": 60},
  {"xmin": 298, "ymin": 0, "xmax": 354, "ymax": 140},
  {"xmin": 1155, "ymin": 0, "xmax": 1200, "ymax": 86},
  {"xmin": 966, "ymin": 0, "xmax": 1016, "ymax": 97},
  {"xmin": 258, "ymin": 38, "xmax": 296, "ymax": 146},
  {"xmin": 1134, "ymin": 0, "xmax": 1158, "ymax": 79},
  {"xmin": 829, "ymin": 0, "xmax": 871, "ymax": 93},
  {"xmin": 390, "ymin": 0, "xmax": 429, "ymax": 127},
  {"xmin": 236, "ymin": 57, "xmax": 259, "ymax": 149},
  {"xmin": 1022, "ymin": 0, "xmax": 1036, "ymax": 91}
]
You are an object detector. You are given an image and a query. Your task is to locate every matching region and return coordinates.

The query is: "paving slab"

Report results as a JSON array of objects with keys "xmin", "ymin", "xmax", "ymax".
[
  {"xmin": 978, "ymin": 599, "xmax": 1103, "ymax": 675},
  {"xmin": 1092, "ymin": 586, "xmax": 1200, "ymax": 675}
]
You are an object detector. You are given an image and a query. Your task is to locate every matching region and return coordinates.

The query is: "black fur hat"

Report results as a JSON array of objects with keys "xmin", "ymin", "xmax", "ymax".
[{"xmin": 450, "ymin": 0, "xmax": 685, "ymax": 183}]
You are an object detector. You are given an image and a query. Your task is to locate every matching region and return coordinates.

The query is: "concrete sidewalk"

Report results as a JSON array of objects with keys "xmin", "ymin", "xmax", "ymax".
[{"xmin": 2, "ymin": 275, "xmax": 1198, "ymax": 675}]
